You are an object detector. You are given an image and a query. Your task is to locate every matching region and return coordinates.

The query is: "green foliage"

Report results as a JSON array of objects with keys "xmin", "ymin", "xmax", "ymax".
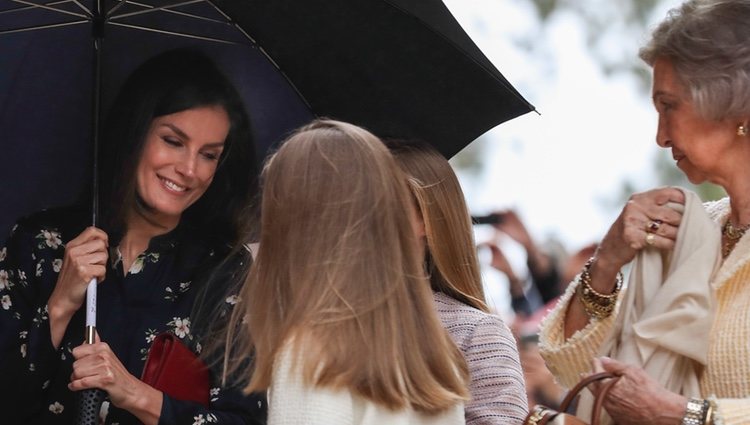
[{"xmin": 532, "ymin": 0, "xmax": 560, "ymax": 21}]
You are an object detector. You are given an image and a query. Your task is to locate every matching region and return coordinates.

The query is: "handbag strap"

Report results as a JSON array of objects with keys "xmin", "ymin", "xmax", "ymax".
[
  {"xmin": 558, "ymin": 371, "xmax": 621, "ymax": 425},
  {"xmin": 591, "ymin": 374, "xmax": 619, "ymax": 425}
]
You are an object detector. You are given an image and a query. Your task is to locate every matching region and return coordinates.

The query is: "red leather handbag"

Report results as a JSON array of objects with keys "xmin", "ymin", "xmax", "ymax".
[
  {"xmin": 524, "ymin": 372, "xmax": 620, "ymax": 425},
  {"xmin": 141, "ymin": 333, "xmax": 210, "ymax": 407}
]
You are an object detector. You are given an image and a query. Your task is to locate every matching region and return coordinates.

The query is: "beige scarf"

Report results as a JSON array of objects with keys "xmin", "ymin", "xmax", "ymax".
[{"xmin": 577, "ymin": 189, "xmax": 721, "ymax": 424}]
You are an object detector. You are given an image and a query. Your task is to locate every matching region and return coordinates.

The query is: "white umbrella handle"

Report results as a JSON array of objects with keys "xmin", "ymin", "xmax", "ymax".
[{"xmin": 85, "ymin": 278, "xmax": 97, "ymax": 344}]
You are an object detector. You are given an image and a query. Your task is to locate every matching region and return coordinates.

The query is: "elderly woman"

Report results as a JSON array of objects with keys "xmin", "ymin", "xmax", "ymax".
[{"xmin": 538, "ymin": 1, "xmax": 750, "ymax": 425}]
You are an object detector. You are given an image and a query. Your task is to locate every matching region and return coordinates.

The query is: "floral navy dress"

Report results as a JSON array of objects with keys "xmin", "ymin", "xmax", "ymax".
[{"xmin": 0, "ymin": 206, "xmax": 265, "ymax": 425}]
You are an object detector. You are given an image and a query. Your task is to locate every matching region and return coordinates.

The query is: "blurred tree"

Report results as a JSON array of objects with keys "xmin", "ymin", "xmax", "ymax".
[
  {"xmin": 526, "ymin": 0, "xmax": 662, "ymax": 88},
  {"xmin": 452, "ymin": 0, "xmax": 667, "ymax": 175},
  {"xmin": 452, "ymin": 0, "xmax": 726, "ymax": 206}
]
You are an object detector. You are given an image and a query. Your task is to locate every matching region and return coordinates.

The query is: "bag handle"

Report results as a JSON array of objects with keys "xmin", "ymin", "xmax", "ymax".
[{"xmin": 558, "ymin": 371, "xmax": 621, "ymax": 425}]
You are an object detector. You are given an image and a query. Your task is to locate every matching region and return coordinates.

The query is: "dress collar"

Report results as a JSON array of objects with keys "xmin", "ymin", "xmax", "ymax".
[{"xmin": 705, "ymin": 197, "xmax": 750, "ymax": 289}]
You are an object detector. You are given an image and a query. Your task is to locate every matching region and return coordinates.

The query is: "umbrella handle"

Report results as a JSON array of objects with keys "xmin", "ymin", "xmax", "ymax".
[
  {"xmin": 76, "ymin": 278, "xmax": 105, "ymax": 425},
  {"xmin": 76, "ymin": 388, "xmax": 106, "ymax": 425},
  {"xmin": 85, "ymin": 277, "xmax": 97, "ymax": 343}
]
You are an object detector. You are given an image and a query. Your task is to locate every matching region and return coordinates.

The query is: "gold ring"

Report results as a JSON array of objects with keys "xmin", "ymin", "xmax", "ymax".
[
  {"xmin": 645, "ymin": 232, "xmax": 656, "ymax": 246},
  {"xmin": 647, "ymin": 220, "xmax": 662, "ymax": 232}
]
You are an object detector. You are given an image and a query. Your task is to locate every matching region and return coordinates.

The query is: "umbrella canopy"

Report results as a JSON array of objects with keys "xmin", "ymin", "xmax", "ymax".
[{"xmin": 0, "ymin": 0, "xmax": 534, "ymax": 243}]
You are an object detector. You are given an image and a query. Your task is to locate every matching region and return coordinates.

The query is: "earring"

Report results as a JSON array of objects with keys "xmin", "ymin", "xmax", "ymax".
[{"xmin": 738, "ymin": 124, "xmax": 748, "ymax": 137}]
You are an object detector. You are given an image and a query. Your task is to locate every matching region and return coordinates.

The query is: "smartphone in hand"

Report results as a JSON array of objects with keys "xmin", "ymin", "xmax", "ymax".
[{"xmin": 471, "ymin": 213, "xmax": 504, "ymax": 225}]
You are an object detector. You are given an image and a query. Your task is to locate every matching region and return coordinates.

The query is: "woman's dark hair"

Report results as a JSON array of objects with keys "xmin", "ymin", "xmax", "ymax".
[{"xmin": 99, "ymin": 48, "xmax": 258, "ymax": 245}]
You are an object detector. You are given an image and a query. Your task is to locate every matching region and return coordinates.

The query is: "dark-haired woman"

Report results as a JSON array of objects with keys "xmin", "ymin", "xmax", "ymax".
[{"xmin": 0, "ymin": 49, "xmax": 264, "ymax": 425}]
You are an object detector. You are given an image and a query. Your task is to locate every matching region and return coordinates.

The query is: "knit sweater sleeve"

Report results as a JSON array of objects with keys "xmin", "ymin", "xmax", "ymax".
[
  {"xmin": 709, "ymin": 398, "xmax": 750, "ymax": 425},
  {"xmin": 537, "ymin": 275, "xmax": 618, "ymax": 389},
  {"xmin": 463, "ymin": 314, "xmax": 528, "ymax": 425}
]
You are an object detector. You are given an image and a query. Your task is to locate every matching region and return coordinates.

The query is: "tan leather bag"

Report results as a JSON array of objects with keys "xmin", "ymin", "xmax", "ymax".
[{"xmin": 524, "ymin": 372, "xmax": 620, "ymax": 425}]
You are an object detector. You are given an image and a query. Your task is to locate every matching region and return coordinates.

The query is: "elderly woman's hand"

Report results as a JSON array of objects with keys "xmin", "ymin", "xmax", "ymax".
[
  {"xmin": 70, "ymin": 339, "xmax": 163, "ymax": 425},
  {"xmin": 564, "ymin": 187, "xmax": 686, "ymax": 337},
  {"xmin": 595, "ymin": 188, "xmax": 685, "ymax": 273},
  {"xmin": 590, "ymin": 357, "xmax": 686, "ymax": 425}
]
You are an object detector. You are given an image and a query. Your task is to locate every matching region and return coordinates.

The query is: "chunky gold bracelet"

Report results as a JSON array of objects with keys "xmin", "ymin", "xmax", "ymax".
[
  {"xmin": 682, "ymin": 398, "xmax": 710, "ymax": 425},
  {"xmin": 576, "ymin": 257, "xmax": 622, "ymax": 319}
]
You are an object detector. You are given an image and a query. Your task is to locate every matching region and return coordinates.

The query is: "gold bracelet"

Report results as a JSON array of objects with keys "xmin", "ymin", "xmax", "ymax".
[{"xmin": 577, "ymin": 257, "xmax": 622, "ymax": 319}]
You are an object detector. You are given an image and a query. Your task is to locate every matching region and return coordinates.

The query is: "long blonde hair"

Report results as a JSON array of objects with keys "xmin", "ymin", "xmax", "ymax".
[
  {"xmin": 227, "ymin": 120, "xmax": 468, "ymax": 412},
  {"xmin": 387, "ymin": 139, "xmax": 489, "ymax": 312}
]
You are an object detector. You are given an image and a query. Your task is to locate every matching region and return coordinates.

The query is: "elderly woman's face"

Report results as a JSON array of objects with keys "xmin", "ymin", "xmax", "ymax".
[
  {"xmin": 135, "ymin": 105, "xmax": 230, "ymax": 225},
  {"xmin": 652, "ymin": 58, "xmax": 739, "ymax": 185}
]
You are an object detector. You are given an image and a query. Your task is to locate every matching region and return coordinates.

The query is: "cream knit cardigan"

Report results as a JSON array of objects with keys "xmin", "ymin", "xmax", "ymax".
[{"xmin": 538, "ymin": 197, "xmax": 750, "ymax": 425}]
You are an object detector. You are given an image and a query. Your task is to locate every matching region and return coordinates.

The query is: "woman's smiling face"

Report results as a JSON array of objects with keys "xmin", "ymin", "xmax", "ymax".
[{"xmin": 135, "ymin": 105, "xmax": 230, "ymax": 225}]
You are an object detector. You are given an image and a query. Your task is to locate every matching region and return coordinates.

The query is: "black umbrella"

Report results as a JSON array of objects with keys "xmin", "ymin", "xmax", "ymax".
[
  {"xmin": 2, "ymin": 3, "xmax": 533, "ymax": 420},
  {"xmin": 0, "ymin": 0, "xmax": 534, "ymax": 244}
]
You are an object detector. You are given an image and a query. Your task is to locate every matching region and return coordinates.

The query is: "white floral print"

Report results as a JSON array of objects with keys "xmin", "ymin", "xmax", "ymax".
[
  {"xmin": 164, "ymin": 286, "xmax": 175, "ymax": 301},
  {"xmin": 32, "ymin": 305, "xmax": 49, "ymax": 325},
  {"xmin": 145, "ymin": 328, "xmax": 158, "ymax": 344},
  {"xmin": 192, "ymin": 413, "xmax": 218, "ymax": 425},
  {"xmin": 40, "ymin": 230, "xmax": 63, "ymax": 249},
  {"xmin": 164, "ymin": 281, "xmax": 191, "ymax": 301},
  {"xmin": 225, "ymin": 294, "xmax": 240, "ymax": 305},
  {"xmin": 48, "ymin": 401, "xmax": 64, "ymax": 414},
  {"xmin": 169, "ymin": 317, "xmax": 191, "ymax": 338},
  {"xmin": 0, "ymin": 270, "xmax": 9, "ymax": 290},
  {"xmin": 210, "ymin": 387, "xmax": 220, "ymax": 402},
  {"xmin": 3, "ymin": 215, "xmax": 262, "ymax": 424},
  {"xmin": 128, "ymin": 252, "xmax": 159, "ymax": 275},
  {"xmin": 129, "ymin": 257, "xmax": 145, "ymax": 274}
]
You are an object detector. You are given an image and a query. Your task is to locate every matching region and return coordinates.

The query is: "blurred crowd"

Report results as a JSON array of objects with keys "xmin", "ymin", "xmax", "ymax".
[{"xmin": 475, "ymin": 210, "xmax": 598, "ymax": 411}]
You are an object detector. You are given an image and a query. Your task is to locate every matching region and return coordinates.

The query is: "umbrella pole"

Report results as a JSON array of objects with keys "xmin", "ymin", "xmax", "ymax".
[
  {"xmin": 86, "ymin": 0, "xmax": 102, "ymax": 347},
  {"xmin": 76, "ymin": 1, "xmax": 106, "ymax": 424}
]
